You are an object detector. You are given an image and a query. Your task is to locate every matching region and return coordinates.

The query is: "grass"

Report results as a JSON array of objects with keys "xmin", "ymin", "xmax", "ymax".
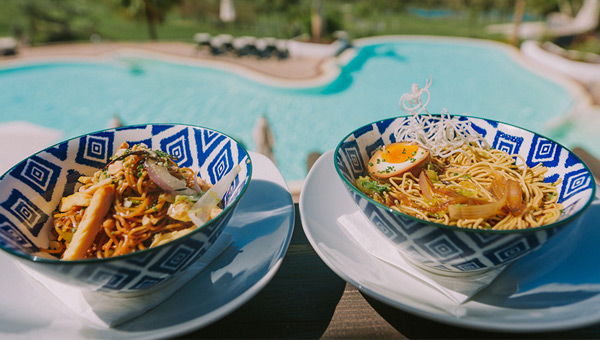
[
  {"xmin": 0, "ymin": 0, "xmax": 510, "ymax": 45},
  {"xmin": 0, "ymin": 0, "xmax": 19, "ymax": 36},
  {"xmin": 0, "ymin": 0, "xmax": 597, "ymax": 54}
]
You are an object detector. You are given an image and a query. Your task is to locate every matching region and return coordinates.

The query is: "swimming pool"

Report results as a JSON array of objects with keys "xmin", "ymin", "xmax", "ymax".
[{"xmin": 0, "ymin": 36, "xmax": 589, "ymax": 183}]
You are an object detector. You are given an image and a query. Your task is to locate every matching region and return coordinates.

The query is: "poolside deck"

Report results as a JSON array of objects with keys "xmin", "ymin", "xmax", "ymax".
[{"xmin": 6, "ymin": 41, "xmax": 327, "ymax": 81}]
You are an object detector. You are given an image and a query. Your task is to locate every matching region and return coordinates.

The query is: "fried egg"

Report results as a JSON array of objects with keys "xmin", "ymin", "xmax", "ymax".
[{"xmin": 367, "ymin": 142, "xmax": 430, "ymax": 179}]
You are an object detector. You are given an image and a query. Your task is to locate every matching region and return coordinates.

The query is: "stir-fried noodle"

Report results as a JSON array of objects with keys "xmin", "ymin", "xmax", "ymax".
[
  {"xmin": 356, "ymin": 79, "xmax": 563, "ymax": 230},
  {"xmin": 48, "ymin": 143, "xmax": 219, "ymax": 260},
  {"xmin": 365, "ymin": 144, "xmax": 562, "ymax": 230}
]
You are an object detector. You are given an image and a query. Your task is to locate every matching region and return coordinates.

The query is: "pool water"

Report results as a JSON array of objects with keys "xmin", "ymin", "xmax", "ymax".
[{"xmin": 0, "ymin": 38, "xmax": 581, "ymax": 182}]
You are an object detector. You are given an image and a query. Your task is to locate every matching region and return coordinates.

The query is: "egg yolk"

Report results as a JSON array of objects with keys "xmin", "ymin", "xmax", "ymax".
[{"xmin": 382, "ymin": 143, "xmax": 419, "ymax": 163}]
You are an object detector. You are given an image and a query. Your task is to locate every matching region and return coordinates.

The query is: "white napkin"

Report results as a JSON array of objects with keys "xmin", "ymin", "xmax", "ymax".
[
  {"xmin": 0, "ymin": 121, "xmax": 63, "ymax": 174},
  {"xmin": 337, "ymin": 211, "xmax": 506, "ymax": 304},
  {"xmin": 18, "ymin": 232, "xmax": 232, "ymax": 328}
]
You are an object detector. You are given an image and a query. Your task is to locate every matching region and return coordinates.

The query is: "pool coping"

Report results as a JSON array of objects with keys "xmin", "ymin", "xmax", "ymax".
[
  {"xmin": 107, "ymin": 48, "xmax": 341, "ymax": 89},
  {"xmin": 0, "ymin": 41, "xmax": 342, "ymax": 89}
]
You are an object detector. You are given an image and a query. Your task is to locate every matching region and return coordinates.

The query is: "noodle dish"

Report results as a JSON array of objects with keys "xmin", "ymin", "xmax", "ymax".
[
  {"xmin": 0, "ymin": 124, "xmax": 251, "ymax": 293},
  {"xmin": 335, "ymin": 79, "xmax": 595, "ymax": 274}
]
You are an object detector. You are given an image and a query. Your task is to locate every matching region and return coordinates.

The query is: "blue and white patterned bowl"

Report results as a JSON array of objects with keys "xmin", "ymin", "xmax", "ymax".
[
  {"xmin": 0, "ymin": 124, "xmax": 252, "ymax": 294},
  {"xmin": 335, "ymin": 115, "xmax": 596, "ymax": 275}
]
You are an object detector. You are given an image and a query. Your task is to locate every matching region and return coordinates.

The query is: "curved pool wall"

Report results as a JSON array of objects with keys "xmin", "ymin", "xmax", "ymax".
[{"xmin": 0, "ymin": 36, "xmax": 591, "ymax": 184}]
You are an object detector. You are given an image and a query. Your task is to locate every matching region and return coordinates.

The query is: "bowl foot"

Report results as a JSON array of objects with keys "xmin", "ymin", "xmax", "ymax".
[{"xmin": 399, "ymin": 252, "xmax": 493, "ymax": 278}]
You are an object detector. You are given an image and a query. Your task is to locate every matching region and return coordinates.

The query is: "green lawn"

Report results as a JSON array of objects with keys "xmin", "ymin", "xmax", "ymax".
[{"xmin": 0, "ymin": 0, "xmax": 512, "ymax": 45}]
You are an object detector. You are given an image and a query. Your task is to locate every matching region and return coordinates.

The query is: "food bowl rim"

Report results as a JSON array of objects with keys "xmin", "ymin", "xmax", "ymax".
[
  {"xmin": 0, "ymin": 123, "xmax": 253, "ymax": 264},
  {"xmin": 334, "ymin": 114, "xmax": 596, "ymax": 234}
]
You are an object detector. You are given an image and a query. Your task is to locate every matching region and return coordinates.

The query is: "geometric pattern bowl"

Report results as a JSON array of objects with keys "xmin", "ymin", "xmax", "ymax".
[
  {"xmin": 0, "ymin": 124, "xmax": 252, "ymax": 294},
  {"xmin": 335, "ymin": 115, "xmax": 596, "ymax": 275}
]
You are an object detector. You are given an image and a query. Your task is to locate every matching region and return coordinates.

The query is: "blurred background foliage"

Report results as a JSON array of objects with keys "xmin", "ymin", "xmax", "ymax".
[{"xmin": 0, "ymin": 0, "xmax": 592, "ymax": 49}]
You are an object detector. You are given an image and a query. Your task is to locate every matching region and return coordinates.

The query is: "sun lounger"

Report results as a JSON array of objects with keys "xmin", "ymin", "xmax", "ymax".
[
  {"xmin": 254, "ymin": 38, "xmax": 271, "ymax": 58},
  {"xmin": 209, "ymin": 36, "xmax": 226, "ymax": 55},
  {"xmin": 193, "ymin": 33, "xmax": 211, "ymax": 48},
  {"xmin": 263, "ymin": 37, "xmax": 277, "ymax": 54},
  {"xmin": 486, "ymin": 0, "xmax": 599, "ymax": 40},
  {"xmin": 275, "ymin": 39, "xmax": 289, "ymax": 60},
  {"xmin": 201, "ymin": 34, "xmax": 288, "ymax": 59},
  {"xmin": 217, "ymin": 34, "xmax": 234, "ymax": 51},
  {"xmin": 0, "ymin": 37, "xmax": 17, "ymax": 56},
  {"xmin": 232, "ymin": 36, "xmax": 257, "ymax": 57},
  {"xmin": 521, "ymin": 40, "xmax": 600, "ymax": 85}
]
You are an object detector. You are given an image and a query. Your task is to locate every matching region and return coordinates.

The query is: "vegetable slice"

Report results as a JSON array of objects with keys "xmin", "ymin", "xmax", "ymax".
[
  {"xmin": 188, "ymin": 164, "xmax": 241, "ymax": 227},
  {"xmin": 448, "ymin": 174, "xmax": 509, "ymax": 220},
  {"xmin": 448, "ymin": 199, "xmax": 506, "ymax": 220},
  {"xmin": 144, "ymin": 158, "xmax": 197, "ymax": 196},
  {"xmin": 419, "ymin": 170, "xmax": 436, "ymax": 203}
]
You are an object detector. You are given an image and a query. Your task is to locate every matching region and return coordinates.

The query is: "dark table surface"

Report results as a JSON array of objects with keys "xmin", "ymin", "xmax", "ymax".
[{"xmin": 178, "ymin": 204, "xmax": 600, "ymax": 339}]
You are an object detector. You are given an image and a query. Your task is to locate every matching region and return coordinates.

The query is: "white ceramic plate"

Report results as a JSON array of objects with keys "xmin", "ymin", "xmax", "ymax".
[
  {"xmin": 300, "ymin": 150, "xmax": 600, "ymax": 332},
  {"xmin": 0, "ymin": 152, "xmax": 294, "ymax": 339}
]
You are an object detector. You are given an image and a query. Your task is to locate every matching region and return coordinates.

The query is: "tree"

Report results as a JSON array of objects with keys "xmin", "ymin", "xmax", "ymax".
[
  {"xmin": 17, "ymin": 0, "xmax": 99, "ymax": 44},
  {"xmin": 115, "ymin": 0, "xmax": 183, "ymax": 40}
]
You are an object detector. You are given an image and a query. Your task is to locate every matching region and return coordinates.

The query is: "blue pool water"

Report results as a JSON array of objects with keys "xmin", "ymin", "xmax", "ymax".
[{"xmin": 0, "ymin": 38, "xmax": 579, "ymax": 182}]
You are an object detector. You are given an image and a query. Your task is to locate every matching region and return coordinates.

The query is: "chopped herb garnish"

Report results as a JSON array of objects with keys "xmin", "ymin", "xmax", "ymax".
[
  {"xmin": 154, "ymin": 150, "xmax": 173, "ymax": 159},
  {"xmin": 355, "ymin": 176, "xmax": 391, "ymax": 195},
  {"xmin": 356, "ymin": 176, "xmax": 390, "ymax": 195}
]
